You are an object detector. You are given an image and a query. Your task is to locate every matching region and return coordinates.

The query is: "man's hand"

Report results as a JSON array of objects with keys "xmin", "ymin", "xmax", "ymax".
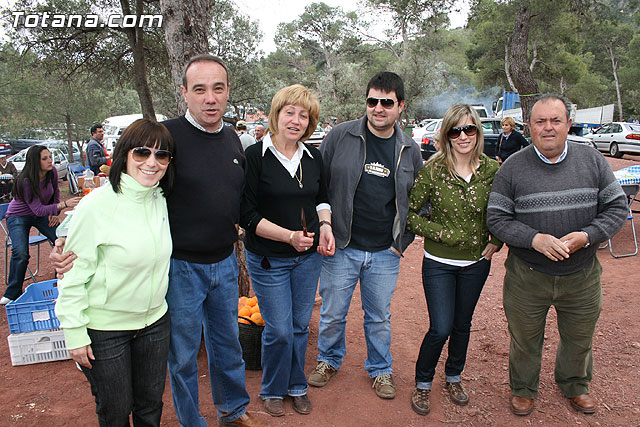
[
  {"xmin": 531, "ymin": 233, "xmax": 570, "ymax": 261},
  {"xmin": 559, "ymin": 231, "xmax": 589, "ymax": 255},
  {"xmin": 69, "ymin": 345, "xmax": 94, "ymax": 369},
  {"xmin": 50, "ymin": 238, "xmax": 76, "ymax": 279}
]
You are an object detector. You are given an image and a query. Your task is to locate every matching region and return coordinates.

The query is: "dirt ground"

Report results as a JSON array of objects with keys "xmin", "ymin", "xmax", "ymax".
[{"xmin": 0, "ymin": 155, "xmax": 638, "ymax": 426}]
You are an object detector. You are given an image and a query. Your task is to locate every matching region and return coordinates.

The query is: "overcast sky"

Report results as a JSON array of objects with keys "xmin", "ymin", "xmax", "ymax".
[{"xmin": 234, "ymin": 0, "xmax": 470, "ymax": 53}]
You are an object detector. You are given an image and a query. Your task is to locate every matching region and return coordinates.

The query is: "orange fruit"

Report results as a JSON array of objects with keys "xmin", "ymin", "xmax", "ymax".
[
  {"xmin": 250, "ymin": 305, "xmax": 260, "ymax": 314},
  {"xmin": 239, "ymin": 306, "xmax": 251, "ymax": 317},
  {"xmin": 250, "ymin": 312, "xmax": 263, "ymax": 325},
  {"xmin": 247, "ymin": 296, "xmax": 258, "ymax": 307},
  {"xmin": 239, "ymin": 296, "xmax": 248, "ymax": 305},
  {"xmin": 238, "ymin": 317, "xmax": 250, "ymax": 324}
]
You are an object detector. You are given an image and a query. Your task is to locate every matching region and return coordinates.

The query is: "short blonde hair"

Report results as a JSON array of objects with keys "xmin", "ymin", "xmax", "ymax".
[
  {"xmin": 501, "ymin": 116, "xmax": 516, "ymax": 129},
  {"xmin": 268, "ymin": 84, "xmax": 320, "ymax": 141}
]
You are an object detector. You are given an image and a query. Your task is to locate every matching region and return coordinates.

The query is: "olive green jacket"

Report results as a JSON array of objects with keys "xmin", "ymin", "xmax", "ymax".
[{"xmin": 407, "ymin": 154, "xmax": 502, "ymax": 261}]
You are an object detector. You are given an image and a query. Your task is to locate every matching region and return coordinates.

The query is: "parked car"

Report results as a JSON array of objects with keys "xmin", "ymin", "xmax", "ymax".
[
  {"xmin": 8, "ymin": 146, "xmax": 68, "ymax": 180},
  {"xmin": 42, "ymin": 140, "xmax": 82, "ymax": 162},
  {"xmin": 7, "ymin": 138, "xmax": 46, "ymax": 154},
  {"xmin": 411, "ymin": 119, "xmax": 438, "ymax": 143},
  {"xmin": 103, "ymin": 114, "xmax": 167, "ymax": 156},
  {"xmin": 306, "ymin": 125, "xmax": 326, "ymax": 148},
  {"xmin": 418, "ymin": 119, "xmax": 444, "ymax": 160},
  {"xmin": 0, "ymin": 138, "xmax": 11, "ymax": 156},
  {"xmin": 566, "ymin": 134, "xmax": 596, "ymax": 149},
  {"xmin": 585, "ymin": 122, "xmax": 640, "ymax": 158}
]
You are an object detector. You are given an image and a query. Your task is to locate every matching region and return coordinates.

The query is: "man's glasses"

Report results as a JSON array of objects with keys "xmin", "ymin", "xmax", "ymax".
[
  {"xmin": 366, "ymin": 97, "xmax": 397, "ymax": 109},
  {"xmin": 131, "ymin": 147, "xmax": 173, "ymax": 165},
  {"xmin": 448, "ymin": 125, "xmax": 478, "ymax": 139}
]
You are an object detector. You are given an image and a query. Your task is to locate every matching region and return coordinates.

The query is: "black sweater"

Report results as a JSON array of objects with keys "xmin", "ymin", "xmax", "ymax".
[
  {"xmin": 240, "ymin": 141, "xmax": 329, "ymax": 257},
  {"xmin": 164, "ymin": 116, "xmax": 245, "ymax": 263}
]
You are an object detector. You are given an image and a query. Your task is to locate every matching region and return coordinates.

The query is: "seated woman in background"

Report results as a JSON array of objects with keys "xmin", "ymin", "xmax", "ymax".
[
  {"xmin": 55, "ymin": 119, "xmax": 176, "ymax": 427},
  {"xmin": 240, "ymin": 84, "xmax": 334, "ymax": 418},
  {"xmin": 0, "ymin": 145, "xmax": 80, "ymax": 305}
]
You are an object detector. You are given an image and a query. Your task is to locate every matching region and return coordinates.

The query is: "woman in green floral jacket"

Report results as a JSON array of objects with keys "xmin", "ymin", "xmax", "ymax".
[{"xmin": 406, "ymin": 104, "xmax": 502, "ymax": 416}]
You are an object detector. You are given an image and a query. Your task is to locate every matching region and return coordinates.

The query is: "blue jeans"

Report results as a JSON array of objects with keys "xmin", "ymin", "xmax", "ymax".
[
  {"xmin": 317, "ymin": 246, "xmax": 400, "ymax": 377},
  {"xmin": 245, "ymin": 250, "xmax": 322, "ymax": 399},
  {"xmin": 166, "ymin": 253, "xmax": 250, "ymax": 426},
  {"xmin": 415, "ymin": 257, "xmax": 491, "ymax": 387},
  {"xmin": 5, "ymin": 215, "xmax": 57, "ymax": 300},
  {"xmin": 81, "ymin": 312, "xmax": 171, "ymax": 427}
]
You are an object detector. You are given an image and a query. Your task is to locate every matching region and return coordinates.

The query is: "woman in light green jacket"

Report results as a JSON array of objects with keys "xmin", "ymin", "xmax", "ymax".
[{"xmin": 55, "ymin": 118, "xmax": 176, "ymax": 426}]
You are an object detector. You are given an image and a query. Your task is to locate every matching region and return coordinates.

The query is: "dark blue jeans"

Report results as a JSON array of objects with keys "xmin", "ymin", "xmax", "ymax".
[
  {"xmin": 415, "ymin": 257, "xmax": 491, "ymax": 386},
  {"xmin": 81, "ymin": 312, "xmax": 171, "ymax": 427},
  {"xmin": 5, "ymin": 215, "xmax": 57, "ymax": 300}
]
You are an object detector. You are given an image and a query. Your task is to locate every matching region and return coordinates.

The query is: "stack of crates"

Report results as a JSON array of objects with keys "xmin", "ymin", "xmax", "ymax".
[{"xmin": 5, "ymin": 279, "xmax": 70, "ymax": 366}]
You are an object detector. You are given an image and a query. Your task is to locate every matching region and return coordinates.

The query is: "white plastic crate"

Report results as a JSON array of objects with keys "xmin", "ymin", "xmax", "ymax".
[{"xmin": 8, "ymin": 329, "xmax": 70, "ymax": 366}]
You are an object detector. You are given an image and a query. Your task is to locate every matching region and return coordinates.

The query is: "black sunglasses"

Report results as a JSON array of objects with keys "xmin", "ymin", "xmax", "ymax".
[
  {"xmin": 366, "ymin": 97, "xmax": 397, "ymax": 109},
  {"xmin": 448, "ymin": 124, "xmax": 478, "ymax": 139},
  {"xmin": 131, "ymin": 147, "xmax": 173, "ymax": 165}
]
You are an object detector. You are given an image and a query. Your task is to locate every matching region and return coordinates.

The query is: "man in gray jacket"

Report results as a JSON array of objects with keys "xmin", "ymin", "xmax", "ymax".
[{"xmin": 308, "ymin": 71, "xmax": 423, "ymax": 399}]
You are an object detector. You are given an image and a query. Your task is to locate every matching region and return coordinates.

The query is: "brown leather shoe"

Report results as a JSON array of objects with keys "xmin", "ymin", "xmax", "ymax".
[
  {"xmin": 570, "ymin": 394, "xmax": 596, "ymax": 414},
  {"xmin": 292, "ymin": 394, "xmax": 312, "ymax": 415},
  {"xmin": 263, "ymin": 398, "xmax": 284, "ymax": 417},
  {"xmin": 218, "ymin": 412, "xmax": 265, "ymax": 426},
  {"xmin": 511, "ymin": 395, "xmax": 534, "ymax": 416}
]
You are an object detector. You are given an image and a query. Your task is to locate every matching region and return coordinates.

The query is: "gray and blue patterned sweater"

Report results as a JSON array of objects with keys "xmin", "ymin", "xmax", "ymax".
[{"xmin": 487, "ymin": 142, "xmax": 627, "ymax": 275}]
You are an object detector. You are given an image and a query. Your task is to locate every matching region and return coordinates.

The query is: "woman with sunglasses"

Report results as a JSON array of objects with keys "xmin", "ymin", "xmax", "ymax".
[
  {"xmin": 240, "ymin": 84, "xmax": 334, "ymax": 417},
  {"xmin": 55, "ymin": 119, "xmax": 176, "ymax": 426},
  {"xmin": 406, "ymin": 104, "xmax": 502, "ymax": 415},
  {"xmin": 0, "ymin": 145, "xmax": 81, "ymax": 305}
]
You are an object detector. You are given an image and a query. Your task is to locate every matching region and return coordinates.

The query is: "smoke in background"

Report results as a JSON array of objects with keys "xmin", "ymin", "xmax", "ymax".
[{"xmin": 415, "ymin": 82, "xmax": 502, "ymax": 119}]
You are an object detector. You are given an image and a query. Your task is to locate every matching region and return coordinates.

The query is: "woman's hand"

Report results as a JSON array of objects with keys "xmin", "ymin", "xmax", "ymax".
[
  {"xmin": 48, "ymin": 216, "xmax": 61, "ymax": 227},
  {"xmin": 69, "ymin": 344, "xmax": 95, "ymax": 369},
  {"xmin": 290, "ymin": 230, "xmax": 315, "ymax": 252},
  {"xmin": 481, "ymin": 243, "xmax": 500, "ymax": 260},
  {"xmin": 317, "ymin": 225, "xmax": 335, "ymax": 256},
  {"xmin": 65, "ymin": 197, "xmax": 81, "ymax": 209}
]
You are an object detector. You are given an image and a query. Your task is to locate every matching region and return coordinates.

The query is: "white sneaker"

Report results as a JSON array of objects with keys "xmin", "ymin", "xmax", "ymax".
[{"xmin": 0, "ymin": 296, "xmax": 14, "ymax": 305}]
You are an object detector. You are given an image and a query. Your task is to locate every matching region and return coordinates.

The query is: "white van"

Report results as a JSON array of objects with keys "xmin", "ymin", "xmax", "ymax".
[{"xmin": 102, "ymin": 114, "xmax": 167, "ymax": 155}]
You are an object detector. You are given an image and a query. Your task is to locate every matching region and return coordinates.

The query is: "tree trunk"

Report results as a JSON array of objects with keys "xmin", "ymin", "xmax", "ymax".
[
  {"xmin": 159, "ymin": 0, "xmax": 213, "ymax": 113},
  {"xmin": 509, "ymin": 1, "xmax": 539, "ymax": 132},
  {"xmin": 120, "ymin": 0, "xmax": 155, "ymax": 118},
  {"xmin": 64, "ymin": 112, "xmax": 75, "ymax": 163},
  {"xmin": 236, "ymin": 239, "xmax": 251, "ymax": 297},
  {"xmin": 504, "ymin": 44, "xmax": 516, "ymax": 92},
  {"xmin": 607, "ymin": 44, "xmax": 624, "ymax": 121}
]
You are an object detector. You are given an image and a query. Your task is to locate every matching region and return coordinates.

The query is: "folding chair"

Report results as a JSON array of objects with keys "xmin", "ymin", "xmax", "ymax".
[
  {"xmin": 0, "ymin": 203, "xmax": 49, "ymax": 285},
  {"xmin": 67, "ymin": 163, "xmax": 86, "ymax": 196},
  {"xmin": 607, "ymin": 184, "xmax": 639, "ymax": 258}
]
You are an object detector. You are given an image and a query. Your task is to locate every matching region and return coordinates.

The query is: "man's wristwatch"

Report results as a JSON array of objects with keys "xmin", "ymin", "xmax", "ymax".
[{"xmin": 582, "ymin": 231, "xmax": 590, "ymax": 248}]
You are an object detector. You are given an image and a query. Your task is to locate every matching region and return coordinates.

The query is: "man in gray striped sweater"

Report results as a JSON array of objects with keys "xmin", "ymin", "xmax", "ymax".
[{"xmin": 487, "ymin": 94, "xmax": 627, "ymax": 417}]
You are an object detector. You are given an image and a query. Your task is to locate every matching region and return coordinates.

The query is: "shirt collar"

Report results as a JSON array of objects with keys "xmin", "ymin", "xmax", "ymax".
[
  {"xmin": 261, "ymin": 133, "xmax": 313, "ymax": 159},
  {"xmin": 533, "ymin": 140, "xmax": 568, "ymax": 164},
  {"xmin": 185, "ymin": 109, "xmax": 224, "ymax": 134}
]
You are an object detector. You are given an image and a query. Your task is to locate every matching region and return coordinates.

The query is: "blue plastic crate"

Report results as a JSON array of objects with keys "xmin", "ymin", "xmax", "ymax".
[{"xmin": 5, "ymin": 280, "xmax": 59, "ymax": 334}]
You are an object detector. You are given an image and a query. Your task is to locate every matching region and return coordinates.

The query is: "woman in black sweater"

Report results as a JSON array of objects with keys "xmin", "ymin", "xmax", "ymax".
[
  {"xmin": 240, "ymin": 84, "xmax": 334, "ymax": 418},
  {"xmin": 496, "ymin": 116, "xmax": 528, "ymax": 164}
]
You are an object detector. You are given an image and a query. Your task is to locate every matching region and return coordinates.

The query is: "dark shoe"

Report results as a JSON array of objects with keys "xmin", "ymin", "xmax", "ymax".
[
  {"xmin": 292, "ymin": 394, "xmax": 312, "ymax": 415},
  {"xmin": 411, "ymin": 387, "xmax": 430, "ymax": 415},
  {"xmin": 218, "ymin": 412, "xmax": 265, "ymax": 426},
  {"xmin": 372, "ymin": 374, "xmax": 396, "ymax": 399},
  {"xmin": 570, "ymin": 394, "xmax": 596, "ymax": 414},
  {"xmin": 446, "ymin": 381, "xmax": 469, "ymax": 406},
  {"xmin": 511, "ymin": 395, "xmax": 534, "ymax": 416},
  {"xmin": 308, "ymin": 361, "xmax": 337, "ymax": 387},
  {"xmin": 263, "ymin": 398, "xmax": 284, "ymax": 417}
]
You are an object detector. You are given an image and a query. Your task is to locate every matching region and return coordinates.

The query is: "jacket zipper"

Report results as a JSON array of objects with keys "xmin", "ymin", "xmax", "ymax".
[{"xmin": 344, "ymin": 134, "xmax": 367, "ymax": 248}]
